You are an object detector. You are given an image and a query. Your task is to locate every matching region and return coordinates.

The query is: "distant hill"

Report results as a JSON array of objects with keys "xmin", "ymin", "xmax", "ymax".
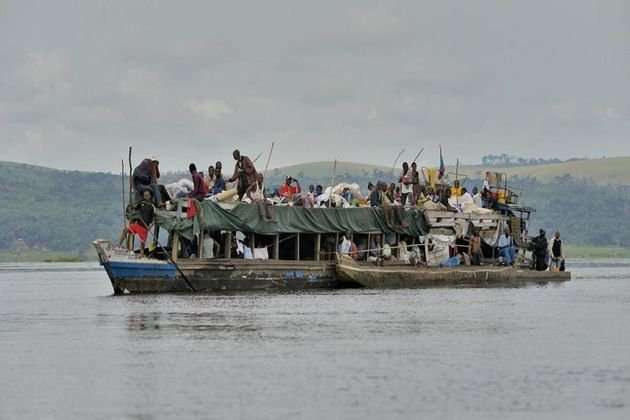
[
  {"xmin": 458, "ymin": 156, "xmax": 630, "ymax": 186},
  {"xmin": 265, "ymin": 156, "xmax": 630, "ymax": 187},
  {"xmin": 0, "ymin": 161, "xmax": 123, "ymax": 255},
  {"xmin": 1, "ymin": 158, "xmax": 630, "ymax": 256}
]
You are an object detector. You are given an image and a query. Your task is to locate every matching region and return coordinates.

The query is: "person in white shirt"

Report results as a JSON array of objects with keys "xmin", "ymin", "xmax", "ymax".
[
  {"xmin": 399, "ymin": 162, "xmax": 414, "ymax": 207},
  {"xmin": 202, "ymin": 234, "xmax": 220, "ymax": 258},
  {"xmin": 498, "ymin": 230, "xmax": 516, "ymax": 265},
  {"xmin": 245, "ymin": 173, "xmax": 275, "ymax": 222},
  {"xmin": 472, "ymin": 186, "xmax": 483, "ymax": 207}
]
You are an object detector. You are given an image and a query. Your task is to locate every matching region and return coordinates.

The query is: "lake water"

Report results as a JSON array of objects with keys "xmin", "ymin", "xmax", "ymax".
[{"xmin": 0, "ymin": 260, "xmax": 629, "ymax": 420}]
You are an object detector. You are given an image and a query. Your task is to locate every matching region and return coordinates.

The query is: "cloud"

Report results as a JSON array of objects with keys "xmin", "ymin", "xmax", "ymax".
[
  {"xmin": 20, "ymin": 52, "xmax": 67, "ymax": 86},
  {"xmin": 186, "ymin": 99, "xmax": 234, "ymax": 122},
  {"xmin": 117, "ymin": 69, "xmax": 164, "ymax": 99}
]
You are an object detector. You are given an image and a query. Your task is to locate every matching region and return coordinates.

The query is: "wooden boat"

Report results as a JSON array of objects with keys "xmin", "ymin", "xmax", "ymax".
[
  {"xmin": 336, "ymin": 254, "xmax": 571, "ymax": 288},
  {"xmin": 93, "ymin": 200, "xmax": 428, "ymax": 294},
  {"xmin": 94, "ymin": 177, "xmax": 566, "ymax": 294},
  {"xmin": 93, "ymin": 239, "xmax": 337, "ymax": 293}
]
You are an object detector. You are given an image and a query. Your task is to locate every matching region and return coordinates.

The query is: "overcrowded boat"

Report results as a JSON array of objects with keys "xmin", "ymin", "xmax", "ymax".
[{"xmin": 93, "ymin": 159, "xmax": 570, "ymax": 294}]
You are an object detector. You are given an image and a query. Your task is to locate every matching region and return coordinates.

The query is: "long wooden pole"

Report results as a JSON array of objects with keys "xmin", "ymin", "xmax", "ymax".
[
  {"xmin": 128, "ymin": 147, "xmax": 133, "ymax": 205},
  {"xmin": 263, "ymin": 141, "xmax": 275, "ymax": 178},
  {"xmin": 127, "ymin": 147, "xmax": 133, "ymax": 250},
  {"xmin": 390, "ymin": 148, "xmax": 406, "ymax": 180},
  {"xmin": 328, "ymin": 159, "xmax": 337, "ymax": 207},
  {"xmin": 136, "ymin": 218, "xmax": 196, "ymax": 292},
  {"xmin": 121, "ymin": 160, "xmax": 126, "ymax": 226},
  {"xmin": 412, "ymin": 147, "xmax": 425, "ymax": 164},
  {"xmin": 455, "ymin": 158, "xmax": 460, "ymax": 207}
]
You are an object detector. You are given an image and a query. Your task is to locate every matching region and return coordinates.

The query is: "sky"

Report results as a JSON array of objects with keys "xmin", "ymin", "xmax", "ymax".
[{"xmin": 1, "ymin": 0, "xmax": 629, "ymax": 173}]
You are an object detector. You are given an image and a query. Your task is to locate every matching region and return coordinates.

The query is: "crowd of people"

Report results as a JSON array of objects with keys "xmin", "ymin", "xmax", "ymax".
[{"xmin": 124, "ymin": 151, "xmax": 564, "ymax": 271}]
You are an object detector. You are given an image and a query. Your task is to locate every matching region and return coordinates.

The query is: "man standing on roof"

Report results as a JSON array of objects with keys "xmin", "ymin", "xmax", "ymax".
[
  {"xmin": 132, "ymin": 156, "xmax": 164, "ymax": 207},
  {"xmin": 229, "ymin": 149, "xmax": 257, "ymax": 200},
  {"xmin": 399, "ymin": 162, "xmax": 413, "ymax": 207},
  {"xmin": 279, "ymin": 176, "xmax": 301, "ymax": 200},
  {"xmin": 188, "ymin": 163, "xmax": 208, "ymax": 200},
  {"xmin": 212, "ymin": 161, "xmax": 226, "ymax": 195}
]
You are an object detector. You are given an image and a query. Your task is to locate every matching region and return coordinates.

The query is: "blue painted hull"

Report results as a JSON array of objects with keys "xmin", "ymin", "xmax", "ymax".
[{"xmin": 100, "ymin": 259, "xmax": 338, "ymax": 294}]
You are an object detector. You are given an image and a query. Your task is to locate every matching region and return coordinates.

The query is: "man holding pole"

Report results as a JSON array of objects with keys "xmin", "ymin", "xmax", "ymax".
[{"xmin": 229, "ymin": 149, "xmax": 257, "ymax": 200}]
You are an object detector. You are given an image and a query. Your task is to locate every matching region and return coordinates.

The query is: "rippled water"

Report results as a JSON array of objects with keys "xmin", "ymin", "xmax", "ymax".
[{"xmin": 1, "ymin": 260, "xmax": 629, "ymax": 419}]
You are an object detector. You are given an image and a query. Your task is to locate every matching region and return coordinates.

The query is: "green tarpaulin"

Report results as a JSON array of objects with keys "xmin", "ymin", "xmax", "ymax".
[{"xmin": 156, "ymin": 201, "xmax": 428, "ymax": 241}]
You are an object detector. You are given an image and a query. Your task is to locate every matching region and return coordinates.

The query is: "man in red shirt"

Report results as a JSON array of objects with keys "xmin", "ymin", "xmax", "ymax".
[
  {"xmin": 279, "ymin": 176, "xmax": 301, "ymax": 200},
  {"xmin": 188, "ymin": 163, "xmax": 208, "ymax": 200}
]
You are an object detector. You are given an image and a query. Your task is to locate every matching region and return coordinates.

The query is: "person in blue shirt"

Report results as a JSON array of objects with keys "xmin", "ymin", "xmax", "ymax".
[
  {"xmin": 498, "ymin": 230, "xmax": 516, "ymax": 265},
  {"xmin": 211, "ymin": 161, "xmax": 226, "ymax": 195}
]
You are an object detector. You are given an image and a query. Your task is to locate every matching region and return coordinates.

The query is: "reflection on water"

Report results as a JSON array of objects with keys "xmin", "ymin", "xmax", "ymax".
[{"xmin": 0, "ymin": 261, "xmax": 629, "ymax": 419}]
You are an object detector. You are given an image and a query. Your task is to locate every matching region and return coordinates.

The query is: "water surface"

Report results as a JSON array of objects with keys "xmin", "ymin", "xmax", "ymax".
[{"xmin": 1, "ymin": 261, "xmax": 629, "ymax": 419}]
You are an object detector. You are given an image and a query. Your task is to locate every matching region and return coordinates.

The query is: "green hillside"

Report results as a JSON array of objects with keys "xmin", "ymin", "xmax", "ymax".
[
  {"xmin": 0, "ymin": 161, "xmax": 124, "ymax": 258},
  {"xmin": 458, "ymin": 156, "xmax": 630, "ymax": 186},
  {"xmin": 1, "ymin": 158, "xmax": 629, "ymax": 261},
  {"xmin": 267, "ymin": 156, "xmax": 630, "ymax": 186}
]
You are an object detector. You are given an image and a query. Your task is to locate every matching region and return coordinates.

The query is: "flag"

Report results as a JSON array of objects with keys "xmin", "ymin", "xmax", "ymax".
[{"xmin": 438, "ymin": 146, "xmax": 445, "ymax": 180}]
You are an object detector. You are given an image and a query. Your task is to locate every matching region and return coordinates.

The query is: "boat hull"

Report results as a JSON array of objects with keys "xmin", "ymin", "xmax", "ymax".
[
  {"xmin": 336, "ymin": 256, "xmax": 571, "ymax": 288},
  {"xmin": 101, "ymin": 259, "xmax": 337, "ymax": 294}
]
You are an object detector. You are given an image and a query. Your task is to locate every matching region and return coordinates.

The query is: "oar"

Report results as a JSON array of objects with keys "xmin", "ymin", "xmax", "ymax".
[{"xmin": 136, "ymin": 217, "xmax": 196, "ymax": 292}]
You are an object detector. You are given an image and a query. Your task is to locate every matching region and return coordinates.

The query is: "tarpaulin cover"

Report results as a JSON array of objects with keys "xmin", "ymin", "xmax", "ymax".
[{"xmin": 156, "ymin": 201, "xmax": 429, "ymax": 241}]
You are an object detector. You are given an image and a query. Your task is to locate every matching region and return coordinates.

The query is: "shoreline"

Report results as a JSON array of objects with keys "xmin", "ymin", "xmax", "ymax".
[{"xmin": 0, "ymin": 246, "xmax": 628, "ymax": 263}]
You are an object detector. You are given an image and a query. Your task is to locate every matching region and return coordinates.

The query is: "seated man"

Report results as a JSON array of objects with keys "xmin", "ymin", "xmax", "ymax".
[
  {"xmin": 211, "ymin": 161, "xmax": 226, "ymax": 195},
  {"xmin": 341, "ymin": 187, "xmax": 353, "ymax": 203},
  {"xmin": 294, "ymin": 184, "xmax": 316, "ymax": 207},
  {"xmin": 118, "ymin": 190, "xmax": 155, "ymax": 256},
  {"xmin": 132, "ymin": 157, "xmax": 164, "ymax": 207},
  {"xmin": 451, "ymin": 180, "xmax": 462, "ymax": 197},
  {"xmin": 204, "ymin": 165, "xmax": 216, "ymax": 191},
  {"xmin": 279, "ymin": 176, "xmax": 301, "ymax": 201},
  {"xmin": 245, "ymin": 173, "xmax": 275, "ymax": 222},
  {"xmin": 188, "ymin": 163, "xmax": 208, "ymax": 200},
  {"xmin": 498, "ymin": 229, "xmax": 516, "ymax": 265},
  {"xmin": 379, "ymin": 182, "xmax": 407, "ymax": 228}
]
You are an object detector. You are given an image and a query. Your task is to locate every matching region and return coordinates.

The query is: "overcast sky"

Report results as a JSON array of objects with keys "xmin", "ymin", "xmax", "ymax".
[{"xmin": 1, "ymin": 0, "xmax": 628, "ymax": 173}]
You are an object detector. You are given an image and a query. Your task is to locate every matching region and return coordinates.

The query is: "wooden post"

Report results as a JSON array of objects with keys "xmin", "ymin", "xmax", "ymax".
[
  {"xmin": 334, "ymin": 233, "xmax": 339, "ymax": 261},
  {"xmin": 455, "ymin": 158, "xmax": 460, "ymax": 208},
  {"xmin": 274, "ymin": 235, "xmax": 280, "ymax": 259},
  {"xmin": 121, "ymin": 159, "xmax": 126, "ymax": 227},
  {"xmin": 224, "ymin": 232, "xmax": 232, "ymax": 259},
  {"xmin": 172, "ymin": 233, "xmax": 179, "ymax": 262},
  {"xmin": 328, "ymin": 159, "xmax": 337, "ymax": 207},
  {"xmin": 198, "ymin": 231, "xmax": 204, "ymax": 259},
  {"xmin": 315, "ymin": 234, "xmax": 321, "ymax": 261},
  {"xmin": 295, "ymin": 233, "xmax": 300, "ymax": 261},
  {"xmin": 128, "ymin": 147, "xmax": 133, "ymax": 205}
]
